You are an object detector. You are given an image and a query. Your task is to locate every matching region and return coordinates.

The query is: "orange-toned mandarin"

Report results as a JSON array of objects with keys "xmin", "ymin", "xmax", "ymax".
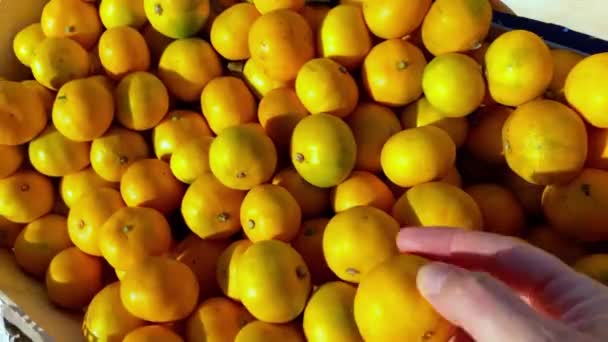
[
  {"xmin": 240, "ymin": 58, "xmax": 291, "ymax": 99},
  {"xmin": 0, "ymin": 171, "xmax": 55, "ymax": 224},
  {"xmin": 143, "ymin": 0, "xmax": 211, "ymax": 39},
  {"xmin": 272, "ymin": 167, "xmax": 330, "ymax": 219},
  {"xmin": 362, "ymin": 0, "xmax": 431, "ymax": 39},
  {"xmin": 300, "ymin": 5, "xmax": 330, "ymax": 35},
  {"xmin": 115, "ymin": 71, "xmax": 170, "ymax": 131},
  {"xmin": 201, "ymin": 76, "xmax": 257, "ymax": 134},
  {"xmin": 40, "ymin": 0, "xmax": 102, "ymax": 49},
  {"xmin": 98, "ymin": 26, "xmax": 151, "ymax": 80},
  {"xmin": 28, "ymin": 125, "xmax": 90, "ymax": 177},
  {"xmin": 0, "ymin": 216, "xmax": 23, "ymax": 249},
  {"xmin": 465, "ymin": 183, "xmax": 525, "ymax": 236},
  {"xmin": 186, "ymin": 297, "xmax": 254, "ymax": 342},
  {"xmin": 123, "ymin": 325, "xmax": 184, "ymax": 342},
  {"xmin": 12, "ymin": 23, "xmax": 46, "ymax": 67},
  {"xmin": 465, "ymin": 105, "xmax": 513, "ymax": 164},
  {"xmin": 170, "ymin": 136, "xmax": 214, "ymax": 184},
  {"xmin": 210, "ymin": 3, "xmax": 260, "ymax": 60},
  {"xmin": 0, "ymin": 145, "xmax": 24, "ymax": 179},
  {"xmin": 120, "ymin": 159, "xmax": 186, "ymax": 214},
  {"xmin": 547, "ymin": 49, "xmax": 584, "ymax": 100},
  {"xmin": 331, "ymin": 171, "xmax": 395, "ymax": 213},
  {"xmin": 0, "ymin": 81, "xmax": 47, "ymax": 145},
  {"xmin": 235, "ymin": 321, "xmax": 305, "ymax": 342},
  {"xmin": 59, "ymin": 168, "xmax": 116, "ymax": 209},
  {"xmin": 31, "ymin": 37, "xmax": 90, "ymax": 91},
  {"xmin": 258, "ymin": 87, "xmax": 308, "ymax": 155},
  {"xmin": 526, "ymin": 225, "xmax": 586, "ymax": 264},
  {"xmin": 587, "ymin": 127, "xmax": 608, "ymax": 170},
  {"xmin": 99, "ymin": 0, "xmax": 147, "ymax": 29},
  {"xmin": 217, "ymin": 239, "xmax": 252, "ymax": 301},
  {"xmin": 21, "ymin": 80, "xmax": 55, "ymax": 116},
  {"xmin": 292, "ymin": 218, "xmax": 335, "ymax": 285},
  {"xmin": 253, "ymin": 0, "xmax": 304, "ymax": 13},
  {"xmin": 565, "ymin": 52, "xmax": 608, "ymax": 128},
  {"xmin": 501, "ymin": 168, "xmax": 544, "ymax": 217},
  {"xmin": 152, "ymin": 110, "xmax": 213, "ymax": 160},
  {"xmin": 142, "ymin": 24, "xmax": 175, "ymax": 64}
]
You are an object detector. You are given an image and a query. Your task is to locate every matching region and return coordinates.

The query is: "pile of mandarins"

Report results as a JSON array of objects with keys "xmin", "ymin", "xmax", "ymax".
[{"xmin": 1, "ymin": 0, "xmax": 608, "ymax": 341}]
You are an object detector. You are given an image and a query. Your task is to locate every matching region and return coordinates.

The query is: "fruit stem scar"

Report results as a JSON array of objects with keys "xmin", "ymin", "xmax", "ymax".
[
  {"xmin": 295, "ymin": 153, "xmax": 305, "ymax": 163},
  {"xmin": 78, "ymin": 219, "xmax": 86, "ymax": 229},
  {"xmin": 65, "ymin": 25, "xmax": 75, "ymax": 33},
  {"xmin": 19, "ymin": 184, "xmax": 29, "ymax": 192},
  {"xmin": 296, "ymin": 266, "xmax": 308, "ymax": 279},
  {"xmin": 57, "ymin": 95, "xmax": 67, "ymax": 101},
  {"xmin": 346, "ymin": 267, "xmax": 360, "ymax": 276},
  {"xmin": 338, "ymin": 66, "xmax": 348, "ymax": 74},
  {"xmin": 237, "ymin": 171, "xmax": 247, "ymax": 179},
  {"xmin": 154, "ymin": 3, "xmax": 163, "ymax": 15},
  {"xmin": 217, "ymin": 212, "xmax": 230, "ymax": 222},
  {"xmin": 422, "ymin": 330, "xmax": 435, "ymax": 340},
  {"xmin": 119, "ymin": 155, "xmax": 129, "ymax": 164},
  {"xmin": 396, "ymin": 60, "xmax": 409, "ymax": 70},
  {"xmin": 247, "ymin": 219, "xmax": 255, "ymax": 229},
  {"xmin": 471, "ymin": 41, "xmax": 483, "ymax": 50},
  {"xmin": 122, "ymin": 224, "xmax": 134, "ymax": 234},
  {"xmin": 581, "ymin": 184, "xmax": 592, "ymax": 196}
]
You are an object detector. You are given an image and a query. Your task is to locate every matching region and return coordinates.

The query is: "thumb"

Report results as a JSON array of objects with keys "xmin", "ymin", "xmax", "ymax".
[{"xmin": 417, "ymin": 262, "xmax": 567, "ymax": 342}]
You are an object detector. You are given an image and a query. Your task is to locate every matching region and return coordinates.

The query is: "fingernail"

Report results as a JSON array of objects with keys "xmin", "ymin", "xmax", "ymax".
[
  {"xmin": 417, "ymin": 262, "xmax": 454, "ymax": 298},
  {"xmin": 396, "ymin": 228, "xmax": 417, "ymax": 251}
]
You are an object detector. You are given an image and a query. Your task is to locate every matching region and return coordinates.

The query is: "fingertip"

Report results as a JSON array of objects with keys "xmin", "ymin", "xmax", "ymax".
[{"xmin": 417, "ymin": 261, "xmax": 457, "ymax": 299}]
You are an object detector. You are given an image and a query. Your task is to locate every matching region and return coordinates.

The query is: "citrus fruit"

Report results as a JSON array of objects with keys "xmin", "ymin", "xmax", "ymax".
[
  {"xmin": 45, "ymin": 247, "xmax": 104, "ymax": 309},
  {"xmin": 381, "ymin": 126, "xmax": 456, "ymax": 188},
  {"xmin": 13, "ymin": 214, "xmax": 72, "ymax": 278},
  {"xmin": 422, "ymin": 0, "xmax": 492, "ymax": 56},
  {"xmin": 319, "ymin": 4, "xmax": 371, "ymax": 70},
  {"xmin": 152, "ymin": 110, "xmax": 213, "ymax": 160},
  {"xmin": 248, "ymin": 9, "xmax": 314, "ymax": 82},
  {"xmin": 300, "ymin": 5, "xmax": 330, "ymax": 34},
  {"xmin": 186, "ymin": 297, "xmax": 254, "ymax": 342},
  {"xmin": 158, "ymin": 38, "xmax": 222, "ymax": 102},
  {"xmin": 362, "ymin": 39, "xmax": 427, "ymax": 106},
  {"xmin": 573, "ymin": 254, "xmax": 608, "ymax": 285},
  {"xmin": 240, "ymin": 184, "xmax": 302, "ymax": 242},
  {"xmin": 172, "ymin": 236, "xmax": 230, "ymax": 300},
  {"xmin": 28, "ymin": 125, "xmax": 90, "ymax": 177},
  {"xmin": 303, "ymin": 281, "xmax": 362, "ymax": 342},
  {"xmin": 295, "ymin": 58, "xmax": 359, "ymax": 118},
  {"xmin": 291, "ymin": 114, "xmax": 356, "ymax": 188},
  {"xmin": 331, "ymin": 171, "xmax": 395, "ymax": 213},
  {"xmin": 120, "ymin": 159, "xmax": 186, "ymax": 214},
  {"xmin": 235, "ymin": 321, "xmax": 305, "ymax": 342},
  {"xmin": 292, "ymin": 218, "xmax": 334, "ymax": 285},
  {"xmin": 12, "ymin": 23, "xmax": 45, "ymax": 67},
  {"xmin": 271, "ymin": 167, "xmax": 330, "ymax": 219},
  {"xmin": 485, "ymin": 30, "xmax": 553, "ymax": 106},
  {"xmin": 0, "ymin": 216, "xmax": 23, "ymax": 249},
  {"xmin": 542, "ymin": 168, "xmax": 608, "ymax": 242},
  {"xmin": 120, "ymin": 256, "xmax": 199, "ymax": 322},
  {"xmin": 323, "ymin": 206, "xmax": 399, "ymax": 283},
  {"xmin": 588, "ymin": 127, "xmax": 608, "ymax": 170},
  {"xmin": 217, "ymin": 239, "xmax": 252, "ymax": 301},
  {"xmin": 142, "ymin": 24, "xmax": 175, "ymax": 64},
  {"xmin": 526, "ymin": 225, "xmax": 585, "ymax": 264},
  {"xmin": 209, "ymin": 124, "xmax": 278, "ymax": 190},
  {"xmin": 99, "ymin": 0, "xmax": 147, "ymax": 29},
  {"xmin": 181, "ymin": 172, "xmax": 246, "ymax": 239},
  {"xmin": 201, "ymin": 76, "xmax": 257, "ymax": 134},
  {"xmin": 21, "ymin": 80, "xmax": 54, "ymax": 116},
  {"xmin": 362, "ymin": 0, "xmax": 431, "ymax": 39},
  {"xmin": 144, "ymin": 0, "xmax": 210, "ymax": 39},
  {"xmin": 210, "ymin": 3, "xmax": 260, "ymax": 60},
  {"xmin": 422, "ymin": 53, "xmax": 485, "ymax": 117},
  {"xmin": 354, "ymin": 254, "xmax": 455, "ymax": 341},
  {"xmin": 90, "ymin": 127, "xmax": 151, "ymax": 183},
  {"xmin": 123, "ymin": 325, "xmax": 184, "ymax": 342},
  {"xmin": 115, "ymin": 71, "xmax": 170, "ymax": 131},
  {"xmin": 170, "ymin": 136, "xmax": 214, "ymax": 184},
  {"xmin": 502, "ymin": 99, "xmax": 587, "ymax": 185},
  {"xmin": 68, "ymin": 188, "xmax": 125, "ymax": 256},
  {"xmin": 465, "ymin": 183, "xmax": 525, "ymax": 236},
  {"xmin": 546, "ymin": 49, "xmax": 584, "ymax": 100},
  {"xmin": 238, "ymin": 240, "xmax": 311, "ymax": 323},
  {"xmin": 239, "ymin": 58, "xmax": 291, "ymax": 98},
  {"xmin": 257, "ymin": 87, "xmax": 308, "ymax": 155},
  {"xmin": 501, "ymin": 168, "xmax": 544, "ymax": 217},
  {"xmin": 465, "ymin": 105, "xmax": 512, "ymax": 164},
  {"xmin": 0, "ymin": 145, "xmax": 24, "ymax": 179},
  {"xmin": 99, "ymin": 207, "xmax": 172, "ymax": 271},
  {"xmin": 98, "ymin": 26, "xmax": 150, "ymax": 79},
  {"xmin": 401, "ymin": 97, "xmax": 469, "ymax": 148},
  {"xmin": 253, "ymin": 0, "xmax": 304, "ymax": 13},
  {"xmin": 0, "ymin": 171, "xmax": 54, "ymax": 224},
  {"xmin": 30, "ymin": 37, "xmax": 90, "ymax": 90},
  {"xmin": 52, "ymin": 77, "xmax": 114, "ymax": 141},
  {"xmin": 439, "ymin": 166, "xmax": 463, "ymax": 188},
  {"xmin": 392, "ymin": 181, "xmax": 483, "ymax": 230},
  {"xmin": 0, "ymin": 81, "xmax": 47, "ymax": 145},
  {"xmin": 565, "ymin": 52, "xmax": 608, "ymax": 128},
  {"xmin": 40, "ymin": 0, "xmax": 102, "ymax": 49},
  {"xmin": 83, "ymin": 282, "xmax": 146, "ymax": 342}
]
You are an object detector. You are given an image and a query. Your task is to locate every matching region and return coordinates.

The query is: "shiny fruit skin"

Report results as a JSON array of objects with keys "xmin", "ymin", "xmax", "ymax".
[
  {"xmin": 120, "ymin": 159, "xmax": 186, "ymax": 214},
  {"xmin": 28, "ymin": 125, "xmax": 91, "ymax": 177},
  {"xmin": 235, "ymin": 321, "xmax": 305, "ymax": 342},
  {"xmin": 331, "ymin": 171, "xmax": 395, "ymax": 213},
  {"xmin": 120, "ymin": 256, "xmax": 199, "ymax": 322},
  {"xmin": 181, "ymin": 172, "xmax": 246, "ymax": 239},
  {"xmin": 465, "ymin": 183, "xmax": 525, "ymax": 236},
  {"xmin": 421, "ymin": 0, "xmax": 492, "ymax": 56},
  {"xmin": 115, "ymin": 71, "xmax": 170, "ymax": 131},
  {"xmin": 67, "ymin": 188, "xmax": 125, "ymax": 256},
  {"xmin": 241, "ymin": 57, "xmax": 291, "ymax": 99},
  {"xmin": 152, "ymin": 110, "xmax": 213, "ymax": 160},
  {"xmin": 144, "ymin": 0, "xmax": 210, "ymax": 39},
  {"xmin": 565, "ymin": 52, "xmax": 608, "ymax": 128},
  {"xmin": 240, "ymin": 184, "xmax": 302, "ymax": 242},
  {"xmin": 210, "ymin": 3, "xmax": 260, "ymax": 60},
  {"xmin": 52, "ymin": 77, "xmax": 114, "ymax": 142},
  {"xmin": 99, "ymin": 0, "xmax": 148, "ymax": 29},
  {"xmin": 354, "ymin": 254, "xmax": 455, "ymax": 341},
  {"xmin": 542, "ymin": 168, "xmax": 608, "ymax": 242},
  {"xmin": 83, "ymin": 282, "xmax": 146, "ymax": 342},
  {"xmin": 0, "ymin": 145, "xmax": 24, "ymax": 179},
  {"xmin": 186, "ymin": 297, "xmax": 255, "ymax": 342},
  {"xmin": 291, "ymin": 114, "xmax": 356, "ymax": 188},
  {"xmin": 465, "ymin": 105, "xmax": 513, "ymax": 164},
  {"xmin": 248, "ymin": 9, "xmax": 314, "ymax": 82},
  {"xmin": 209, "ymin": 124, "xmax": 278, "ymax": 190},
  {"xmin": 45, "ymin": 247, "xmax": 103, "ymax": 310},
  {"xmin": 319, "ymin": 4, "xmax": 372, "ymax": 70},
  {"xmin": 123, "ymin": 325, "xmax": 184, "ymax": 342},
  {"xmin": 485, "ymin": 30, "xmax": 553, "ymax": 106},
  {"xmin": 30, "ymin": 37, "xmax": 90, "ymax": 91},
  {"xmin": 170, "ymin": 136, "xmax": 214, "ymax": 184},
  {"xmin": 422, "ymin": 53, "xmax": 485, "ymax": 117},
  {"xmin": 295, "ymin": 58, "xmax": 359, "ymax": 118},
  {"xmin": 13, "ymin": 23, "xmax": 46, "ymax": 67},
  {"xmin": 292, "ymin": 218, "xmax": 335, "ymax": 285},
  {"xmin": 253, "ymin": 0, "xmax": 304, "ymax": 13},
  {"xmin": 323, "ymin": 206, "xmax": 399, "ymax": 283},
  {"xmin": 0, "ymin": 171, "xmax": 54, "ymax": 224},
  {"xmin": 98, "ymin": 26, "xmax": 151, "ymax": 80},
  {"xmin": 502, "ymin": 99, "xmax": 587, "ymax": 185},
  {"xmin": 217, "ymin": 239, "xmax": 253, "ymax": 301},
  {"xmin": 381, "ymin": 126, "xmax": 456, "ymax": 188},
  {"xmin": 303, "ymin": 281, "xmax": 363, "ymax": 342},
  {"xmin": 90, "ymin": 127, "xmax": 151, "ymax": 183},
  {"xmin": 13, "ymin": 214, "xmax": 72, "ymax": 278},
  {"xmin": 238, "ymin": 240, "xmax": 311, "ymax": 323},
  {"xmin": 362, "ymin": 39, "xmax": 427, "ymax": 107},
  {"xmin": 547, "ymin": 49, "xmax": 584, "ymax": 101},
  {"xmin": 271, "ymin": 168, "xmax": 330, "ymax": 219},
  {"xmin": 393, "ymin": 182, "xmax": 484, "ymax": 230},
  {"xmin": 201, "ymin": 76, "xmax": 257, "ymax": 134},
  {"xmin": 158, "ymin": 38, "xmax": 222, "ymax": 102},
  {"xmin": 99, "ymin": 207, "xmax": 172, "ymax": 271},
  {"xmin": 362, "ymin": 0, "xmax": 431, "ymax": 39},
  {"xmin": 40, "ymin": 0, "xmax": 102, "ymax": 49},
  {"xmin": 0, "ymin": 81, "xmax": 47, "ymax": 145}
]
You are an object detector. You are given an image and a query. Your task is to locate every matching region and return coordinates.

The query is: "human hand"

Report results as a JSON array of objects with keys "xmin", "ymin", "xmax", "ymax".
[{"xmin": 397, "ymin": 228, "xmax": 608, "ymax": 342}]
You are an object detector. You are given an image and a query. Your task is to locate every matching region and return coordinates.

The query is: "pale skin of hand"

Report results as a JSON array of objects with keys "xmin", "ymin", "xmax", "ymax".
[{"xmin": 397, "ymin": 228, "xmax": 608, "ymax": 342}]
